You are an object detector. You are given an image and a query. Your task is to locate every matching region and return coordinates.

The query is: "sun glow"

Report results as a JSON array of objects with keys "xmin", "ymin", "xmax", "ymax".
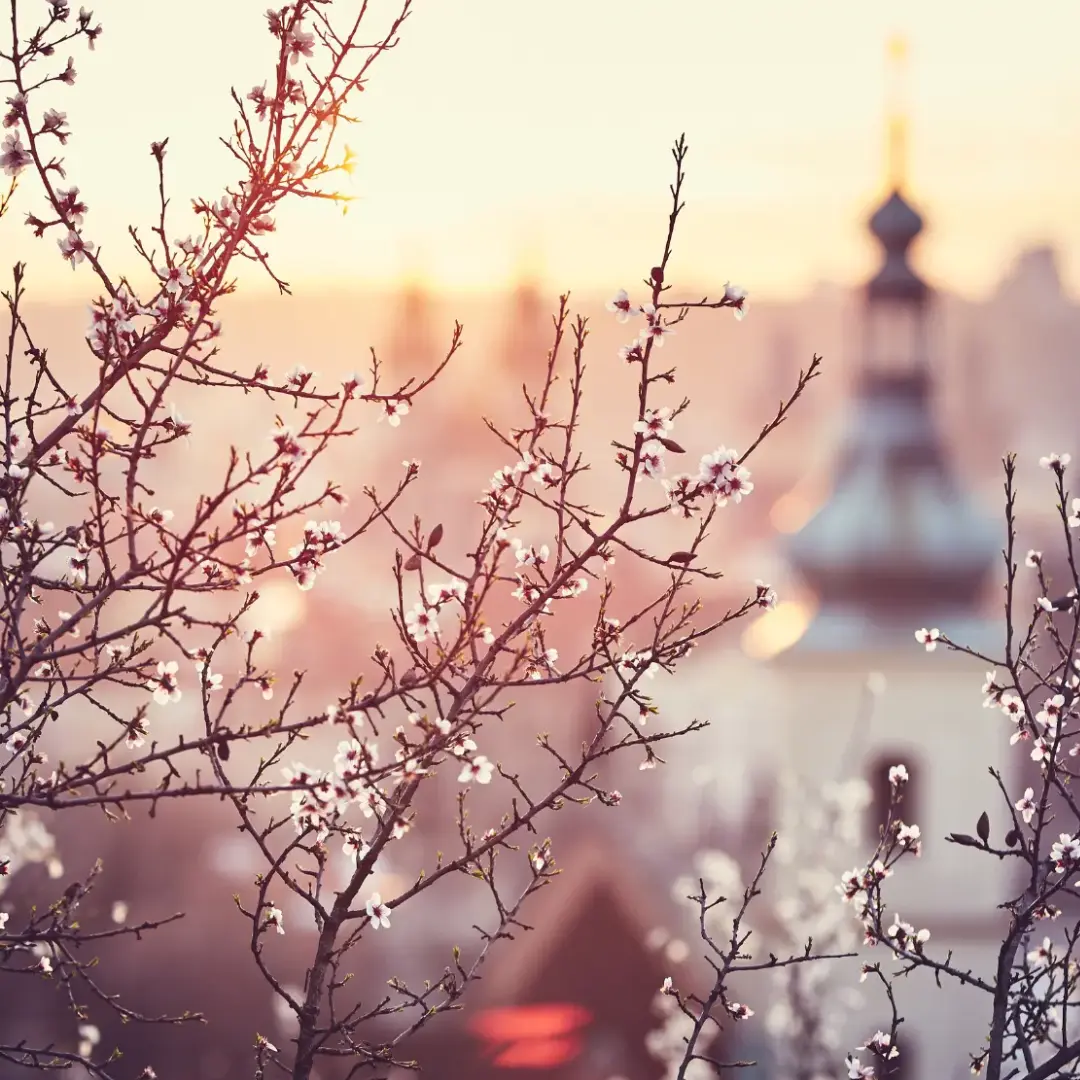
[{"xmin": 741, "ymin": 601, "xmax": 815, "ymax": 661}]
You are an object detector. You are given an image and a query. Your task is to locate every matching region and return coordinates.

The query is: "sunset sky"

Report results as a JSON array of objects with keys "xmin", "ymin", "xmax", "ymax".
[{"xmin": 7, "ymin": 0, "xmax": 1080, "ymax": 301}]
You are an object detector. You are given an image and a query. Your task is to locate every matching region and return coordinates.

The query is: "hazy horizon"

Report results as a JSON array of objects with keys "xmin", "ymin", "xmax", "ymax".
[{"xmin": 4, "ymin": 0, "xmax": 1078, "ymax": 303}]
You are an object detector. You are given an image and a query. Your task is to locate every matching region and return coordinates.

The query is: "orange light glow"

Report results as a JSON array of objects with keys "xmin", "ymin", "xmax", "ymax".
[
  {"xmin": 741, "ymin": 601, "xmax": 815, "ymax": 661},
  {"xmin": 470, "ymin": 1003, "xmax": 591, "ymax": 1042},
  {"xmin": 470, "ymin": 1004, "xmax": 591, "ymax": 1069},
  {"xmin": 492, "ymin": 1036, "xmax": 582, "ymax": 1068}
]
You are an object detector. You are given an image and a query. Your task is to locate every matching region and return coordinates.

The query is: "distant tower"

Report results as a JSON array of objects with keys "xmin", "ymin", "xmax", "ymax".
[
  {"xmin": 771, "ymin": 37, "xmax": 1009, "ymax": 1074},
  {"xmin": 387, "ymin": 277, "xmax": 435, "ymax": 373},
  {"xmin": 489, "ymin": 276, "xmax": 552, "ymax": 421},
  {"xmin": 785, "ymin": 35, "xmax": 997, "ymax": 645}
]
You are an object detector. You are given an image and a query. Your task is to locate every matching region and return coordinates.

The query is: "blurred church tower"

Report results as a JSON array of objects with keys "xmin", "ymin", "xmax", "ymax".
[
  {"xmin": 492, "ymin": 249, "xmax": 554, "ymax": 421},
  {"xmin": 770, "ymin": 37, "xmax": 1009, "ymax": 1077},
  {"xmin": 388, "ymin": 274, "xmax": 436, "ymax": 374}
]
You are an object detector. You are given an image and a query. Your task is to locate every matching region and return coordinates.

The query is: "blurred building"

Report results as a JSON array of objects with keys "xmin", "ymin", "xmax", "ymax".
[{"xmin": 771, "ymin": 151, "xmax": 1010, "ymax": 1078}]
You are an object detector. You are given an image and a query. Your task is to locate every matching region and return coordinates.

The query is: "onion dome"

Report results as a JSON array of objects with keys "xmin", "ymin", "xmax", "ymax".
[{"xmin": 866, "ymin": 189, "xmax": 928, "ymax": 304}]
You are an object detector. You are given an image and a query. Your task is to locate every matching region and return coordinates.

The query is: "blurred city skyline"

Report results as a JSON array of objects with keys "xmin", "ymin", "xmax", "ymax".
[{"xmin": 6, "ymin": 0, "xmax": 1080, "ymax": 301}]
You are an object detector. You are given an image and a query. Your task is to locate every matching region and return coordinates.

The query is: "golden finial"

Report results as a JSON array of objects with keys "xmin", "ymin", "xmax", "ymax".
[{"xmin": 885, "ymin": 34, "xmax": 909, "ymax": 191}]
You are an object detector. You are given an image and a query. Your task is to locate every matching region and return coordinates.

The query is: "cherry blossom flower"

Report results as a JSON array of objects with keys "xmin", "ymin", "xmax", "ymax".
[
  {"xmin": 638, "ymin": 304, "xmax": 674, "ymax": 347},
  {"xmin": 662, "ymin": 473, "xmax": 697, "ymax": 518},
  {"xmin": 426, "ymin": 579, "xmax": 467, "ymax": 606},
  {"xmin": 723, "ymin": 281, "xmax": 748, "ymax": 315},
  {"xmin": 378, "ymin": 399, "xmax": 409, "ymax": 426},
  {"xmin": 639, "ymin": 440, "xmax": 666, "ymax": 479},
  {"xmin": 534, "ymin": 460, "xmax": 560, "ymax": 486},
  {"xmin": 2, "ymin": 92, "xmax": 25, "ymax": 127},
  {"xmin": 404, "ymin": 602, "xmax": 439, "ymax": 643},
  {"xmin": 1037, "ymin": 694, "xmax": 1066, "ymax": 731},
  {"xmin": 146, "ymin": 661, "xmax": 181, "ymax": 705},
  {"xmin": 726, "ymin": 1002, "xmax": 754, "ymax": 1020},
  {"xmin": 285, "ymin": 364, "xmax": 313, "ymax": 391},
  {"xmin": 458, "ymin": 755, "xmax": 495, "ymax": 784},
  {"xmin": 265, "ymin": 905, "xmax": 285, "ymax": 935},
  {"xmin": 161, "ymin": 264, "xmax": 192, "ymax": 297},
  {"xmin": 885, "ymin": 913, "xmax": 930, "ymax": 953},
  {"xmin": 398, "ymin": 756, "xmax": 428, "ymax": 780},
  {"xmin": 605, "ymin": 288, "xmax": 640, "ymax": 323},
  {"xmin": 1032, "ymin": 902, "xmax": 1061, "ymax": 922},
  {"xmin": 148, "ymin": 506, "xmax": 174, "ymax": 526},
  {"xmin": 896, "ymin": 821, "xmax": 922, "ymax": 854},
  {"xmin": 0, "ymin": 132, "xmax": 31, "ymax": 176},
  {"xmin": 76, "ymin": 1023, "xmax": 100, "ymax": 1059},
  {"xmin": 512, "ymin": 538, "xmax": 550, "ymax": 567},
  {"xmin": 200, "ymin": 669, "xmax": 224, "ymax": 693},
  {"xmin": 5, "ymin": 727, "xmax": 29, "ymax": 753},
  {"xmin": 286, "ymin": 24, "xmax": 315, "ymax": 64},
  {"xmin": 1031, "ymin": 737, "xmax": 1053, "ymax": 765},
  {"xmin": 1000, "ymin": 694, "xmax": 1025, "ymax": 722},
  {"xmin": 617, "ymin": 649, "xmax": 660, "ymax": 680},
  {"xmin": 862, "ymin": 1031, "xmax": 899, "ymax": 1061},
  {"xmin": 286, "ymin": 519, "xmax": 343, "ymax": 590},
  {"xmin": 125, "ymin": 719, "xmax": 148, "ymax": 749},
  {"xmin": 698, "ymin": 447, "xmax": 753, "ymax": 505},
  {"xmin": 1015, "ymin": 787, "xmax": 1037, "ymax": 825},
  {"xmin": 245, "ymin": 519, "xmax": 276, "ymax": 556},
  {"xmin": 1027, "ymin": 937, "xmax": 1054, "ymax": 968},
  {"xmin": 514, "ymin": 451, "xmax": 544, "ymax": 479},
  {"xmin": 754, "ymin": 580, "xmax": 777, "ymax": 610},
  {"xmin": 618, "ymin": 342, "xmax": 644, "ymax": 364},
  {"xmin": 451, "ymin": 735, "xmax": 478, "ymax": 758},
  {"xmin": 1039, "ymin": 452, "xmax": 1071, "ymax": 472},
  {"xmin": 836, "ymin": 860, "xmax": 892, "ymax": 906},
  {"xmin": 982, "ymin": 670, "xmax": 1005, "ymax": 708},
  {"xmin": 343, "ymin": 832, "xmax": 370, "ymax": 862},
  {"xmin": 1026, "ymin": 549, "xmax": 1043, "ymax": 568},
  {"xmin": 846, "ymin": 1054, "xmax": 874, "ymax": 1079},
  {"xmin": 58, "ymin": 230, "xmax": 96, "ymax": 267},
  {"xmin": 365, "ymin": 892, "xmax": 391, "ymax": 929},
  {"xmin": 634, "ymin": 407, "xmax": 675, "ymax": 439},
  {"xmin": 661, "ymin": 976, "xmax": 674, "ymax": 995},
  {"xmin": 914, "ymin": 627, "xmax": 939, "ymax": 651},
  {"xmin": 176, "ymin": 234, "xmax": 202, "ymax": 257},
  {"xmin": 888, "ymin": 763, "xmax": 908, "ymax": 786},
  {"xmin": 1050, "ymin": 832, "xmax": 1080, "ymax": 874}
]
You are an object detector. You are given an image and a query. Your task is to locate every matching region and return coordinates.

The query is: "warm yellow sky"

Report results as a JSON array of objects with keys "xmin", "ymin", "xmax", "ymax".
[{"xmin": 7, "ymin": 0, "xmax": 1080, "ymax": 300}]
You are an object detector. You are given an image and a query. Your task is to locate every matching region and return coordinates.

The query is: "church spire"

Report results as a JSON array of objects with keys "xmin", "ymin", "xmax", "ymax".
[
  {"xmin": 781, "ymin": 36, "xmax": 998, "ymax": 651},
  {"xmin": 885, "ymin": 34, "xmax": 910, "ymax": 193}
]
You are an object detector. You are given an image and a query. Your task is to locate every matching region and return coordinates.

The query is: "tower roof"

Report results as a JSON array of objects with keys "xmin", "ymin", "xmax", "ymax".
[
  {"xmin": 866, "ymin": 189, "xmax": 928, "ymax": 303},
  {"xmin": 869, "ymin": 189, "xmax": 923, "ymax": 249},
  {"xmin": 786, "ymin": 370, "xmax": 998, "ymax": 650}
]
